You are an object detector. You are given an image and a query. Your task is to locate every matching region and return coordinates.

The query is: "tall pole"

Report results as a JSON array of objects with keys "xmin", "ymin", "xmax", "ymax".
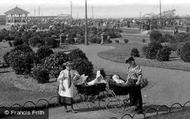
[
  {"xmin": 159, "ymin": 0, "xmax": 162, "ymax": 28},
  {"xmin": 85, "ymin": 0, "xmax": 88, "ymax": 45},
  {"xmin": 70, "ymin": 1, "xmax": 73, "ymax": 19},
  {"xmin": 38, "ymin": 6, "xmax": 40, "ymax": 16},
  {"xmin": 92, "ymin": 6, "xmax": 94, "ymax": 19}
]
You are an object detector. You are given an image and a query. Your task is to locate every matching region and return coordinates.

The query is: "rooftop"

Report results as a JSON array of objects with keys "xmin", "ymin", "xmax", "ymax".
[{"xmin": 4, "ymin": 6, "xmax": 29, "ymax": 15}]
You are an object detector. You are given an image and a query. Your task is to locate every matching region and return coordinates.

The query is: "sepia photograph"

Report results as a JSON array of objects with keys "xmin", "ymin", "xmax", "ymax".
[{"xmin": 0, "ymin": 0, "xmax": 190, "ymax": 119}]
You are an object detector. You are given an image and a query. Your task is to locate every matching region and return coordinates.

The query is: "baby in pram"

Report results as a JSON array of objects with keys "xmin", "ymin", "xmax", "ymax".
[{"xmin": 75, "ymin": 69, "xmax": 107, "ymax": 86}]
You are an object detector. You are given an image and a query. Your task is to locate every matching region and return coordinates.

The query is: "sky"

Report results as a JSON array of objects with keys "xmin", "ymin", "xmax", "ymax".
[{"xmin": 0, "ymin": 0, "xmax": 190, "ymax": 18}]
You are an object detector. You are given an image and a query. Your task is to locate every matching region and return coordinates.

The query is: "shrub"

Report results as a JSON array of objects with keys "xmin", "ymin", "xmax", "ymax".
[
  {"xmin": 29, "ymin": 36, "xmax": 44, "ymax": 47},
  {"xmin": 3, "ymin": 52, "xmax": 11, "ymax": 66},
  {"xmin": 36, "ymin": 46, "xmax": 54, "ymax": 64},
  {"xmin": 156, "ymin": 46, "xmax": 171, "ymax": 61},
  {"xmin": 65, "ymin": 38, "xmax": 75, "ymax": 44},
  {"xmin": 89, "ymin": 35, "xmax": 101, "ymax": 44},
  {"xmin": 115, "ymin": 40, "xmax": 119, "ymax": 43},
  {"xmin": 104, "ymin": 38, "xmax": 112, "ymax": 44},
  {"xmin": 162, "ymin": 33, "xmax": 175, "ymax": 43},
  {"xmin": 44, "ymin": 52, "xmax": 69, "ymax": 78},
  {"xmin": 142, "ymin": 46, "xmax": 148, "ymax": 56},
  {"xmin": 131, "ymin": 48, "xmax": 140, "ymax": 57},
  {"xmin": 72, "ymin": 58, "xmax": 94, "ymax": 78},
  {"xmin": 174, "ymin": 32, "xmax": 187, "ymax": 43},
  {"xmin": 32, "ymin": 65, "xmax": 50, "ymax": 83},
  {"xmin": 44, "ymin": 37, "xmax": 59, "ymax": 48},
  {"xmin": 75, "ymin": 37, "xmax": 84, "ymax": 44},
  {"xmin": 8, "ymin": 51, "xmax": 35, "ymax": 74},
  {"xmin": 143, "ymin": 42, "xmax": 163, "ymax": 59},
  {"xmin": 142, "ymin": 39, "xmax": 146, "ymax": 43},
  {"xmin": 179, "ymin": 42, "xmax": 190, "ymax": 62},
  {"xmin": 68, "ymin": 49, "xmax": 88, "ymax": 61},
  {"xmin": 124, "ymin": 39, "xmax": 129, "ymax": 43},
  {"xmin": 13, "ymin": 37, "xmax": 23, "ymax": 46},
  {"xmin": 12, "ymin": 44, "xmax": 33, "ymax": 53},
  {"xmin": 150, "ymin": 30, "xmax": 162, "ymax": 43}
]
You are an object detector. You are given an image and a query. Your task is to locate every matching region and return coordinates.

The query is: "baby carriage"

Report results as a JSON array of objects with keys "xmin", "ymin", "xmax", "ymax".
[
  {"xmin": 74, "ymin": 72, "xmax": 109, "ymax": 110},
  {"xmin": 106, "ymin": 74, "xmax": 131, "ymax": 111}
]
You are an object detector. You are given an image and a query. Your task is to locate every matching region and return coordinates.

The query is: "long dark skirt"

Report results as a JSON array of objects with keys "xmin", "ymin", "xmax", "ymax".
[{"xmin": 58, "ymin": 96, "xmax": 74, "ymax": 106}]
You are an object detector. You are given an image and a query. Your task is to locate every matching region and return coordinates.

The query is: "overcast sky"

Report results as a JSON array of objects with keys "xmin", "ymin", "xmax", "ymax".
[{"xmin": 0, "ymin": 0, "xmax": 190, "ymax": 18}]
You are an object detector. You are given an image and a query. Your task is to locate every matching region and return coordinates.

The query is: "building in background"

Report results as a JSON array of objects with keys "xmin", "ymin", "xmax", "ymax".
[
  {"xmin": 4, "ymin": 6, "xmax": 29, "ymax": 25},
  {"xmin": 0, "ymin": 15, "xmax": 6, "ymax": 25}
]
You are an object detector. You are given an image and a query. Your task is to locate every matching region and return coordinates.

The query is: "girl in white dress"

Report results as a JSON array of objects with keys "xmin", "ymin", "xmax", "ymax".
[{"xmin": 57, "ymin": 61, "xmax": 80, "ymax": 113}]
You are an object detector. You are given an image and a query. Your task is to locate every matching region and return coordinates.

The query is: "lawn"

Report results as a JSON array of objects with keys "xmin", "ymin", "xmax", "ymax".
[
  {"xmin": 98, "ymin": 42, "xmax": 190, "ymax": 72},
  {"xmin": 0, "ymin": 42, "xmax": 78, "ymax": 107}
]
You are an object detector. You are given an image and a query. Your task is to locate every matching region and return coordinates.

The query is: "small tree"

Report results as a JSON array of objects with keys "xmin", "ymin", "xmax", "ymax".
[
  {"xmin": 68, "ymin": 49, "xmax": 88, "ymax": 61},
  {"xmin": 179, "ymin": 42, "xmax": 190, "ymax": 62},
  {"xmin": 8, "ymin": 51, "xmax": 35, "ymax": 74},
  {"xmin": 124, "ymin": 39, "xmax": 129, "ymax": 43},
  {"xmin": 156, "ymin": 46, "xmax": 171, "ymax": 61},
  {"xmin": 143, "ymin": 42, "xmax": 163, "ymax": 59},
  {"xmin": 44, "ymin": 52, "xmax": 69, "ymax": 78},
  {"xmin": 36, "ymin": 46, "xmax": 54, "ymax": 64},
  {"xmin": 150, "ymin": 30, "xmax": 162, "ymax": 43},
  {"xmin": 32, "ymin": 65, "xmax": 50, "ymax": 83},
  {"xmin": 131, "ymin": 48, "xmax": 140, "ymax": 57}
]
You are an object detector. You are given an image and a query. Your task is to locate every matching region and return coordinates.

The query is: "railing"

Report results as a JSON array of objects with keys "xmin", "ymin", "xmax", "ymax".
[{"xmin": 0, "ymin": 94, "xmax": 189, "ymax": 119}]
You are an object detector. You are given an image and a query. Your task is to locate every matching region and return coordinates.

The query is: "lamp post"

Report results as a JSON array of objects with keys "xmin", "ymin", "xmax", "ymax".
[
  {"xmin": 159, "ymin": 0, "xmax": 162, "ymax": 28},
  {"xmin": 85, "ymin": 0, "xmax": 88, "ymax": 45}
]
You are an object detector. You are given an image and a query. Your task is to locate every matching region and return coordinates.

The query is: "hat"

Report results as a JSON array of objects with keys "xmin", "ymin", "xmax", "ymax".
[
  {"xmin": 63, "ymin": 61, "xmax": 74, "ymax": 66},
  {"xmin": 125, "ymin": 57, "xmax": 135, "ymax": 63}
]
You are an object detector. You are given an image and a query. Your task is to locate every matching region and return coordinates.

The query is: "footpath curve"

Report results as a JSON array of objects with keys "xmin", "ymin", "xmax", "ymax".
[{"xmin": 49, "ymin": 44, "xmax": 190, "ymax": 119}]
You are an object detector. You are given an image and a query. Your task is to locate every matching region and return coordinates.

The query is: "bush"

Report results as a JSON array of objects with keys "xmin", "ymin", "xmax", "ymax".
[
  {"xmin": 44, "ymin": 52, "xmax": 69, "ymax": 78},
  {"xmin": 44, "ymin": 37, "xmax": 59, "ymax": 48},
  {"xmin": 68, "ymin": 49, "xmax": 88, "ymax": 61},
  {"xmin": 65, "ymin": 38, "xmax": 75, "ymax": 44},
  {"xmin": 32, "ymin": 65, "xmax": 50, "ymax": 83},
  {"xmin": 36, "ymin": 46, "xmax": 54, "ymax": 64},
  {"xmin": 162, "ymin": 33, "xmax": 175, "ymax": 43},
  {"xmin": 104, "ymin": 38, "xmax": 112, "ymax": 44},
  {"xmin": 29, "ymin": 36, "xmax": 44, "ymax": 47},
  {"xmin": 156, "ymin": 46, "xmax": 171, "ymax": 61},
  {"xmin": 143, "ymin": 42, "xmax": 163, "ymax": 59},
  {"xmin": 115, "ymin": 40, "xmax": 119, "ymax": 43},
  {"xmin": 124, "ymin": 39, "xmax": 129, "ymax": 43},
  {"xmin": 13, "ymin": 37, "xmax": 24, "ymax": 46},
  {"xmin": 150, "ymin": 30, "xmax": 162, "ymax": 43},
  {"xmin": 72, "ymin": 58, "xmax": 94, "ymax": 78},
  {"xmin": 12, "ymin": 44, "xmax": 33, "ymax": 53},
  {"xmin": 89, "ymin": 35, "xmax": 101, "ymax": 44},
  {"xmin": 142, "ymin": 39, "xmax": 146, "ymax": 43},
  {"xmin": 75, "ymin": 37, "xmax": 84, "ymax": 44},
  {"xmin": 8, "ymin": 51, "xmax": 35, "ymax": 74},
  {"xmin": 174, "ymin": 32, "xmax": 187, "ymax": 43},
  {"xmin": 179, "ymin": 42, "xmax": 190, "ymax": 62},
  {"xmin": 3, "ymin": 52, "xmax": 11, "ymax": 66},
  {"xmin": 131, "ymin": 48, "xmax": 140, "ymax": 57}
]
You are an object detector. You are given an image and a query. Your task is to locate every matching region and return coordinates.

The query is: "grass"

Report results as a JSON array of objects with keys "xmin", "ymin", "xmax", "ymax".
[
  {"xmin": 0, "ymin": 42, "xmax": 78, "ymax": 106},
  {"xmin": 98, "ymin": 42, "xmax": 190, "ymax": 72}
]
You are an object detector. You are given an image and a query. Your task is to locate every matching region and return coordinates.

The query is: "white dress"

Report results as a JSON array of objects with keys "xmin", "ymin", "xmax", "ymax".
[{"xmin": 57, "ymin": 69, "xmax": 79, "ymax": 98}]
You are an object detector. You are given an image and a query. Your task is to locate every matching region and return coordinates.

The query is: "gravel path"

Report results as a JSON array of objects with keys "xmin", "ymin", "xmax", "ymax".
[{"xmin": 49, "ymin": 44, "xmax": 190, "ymax": 119}]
